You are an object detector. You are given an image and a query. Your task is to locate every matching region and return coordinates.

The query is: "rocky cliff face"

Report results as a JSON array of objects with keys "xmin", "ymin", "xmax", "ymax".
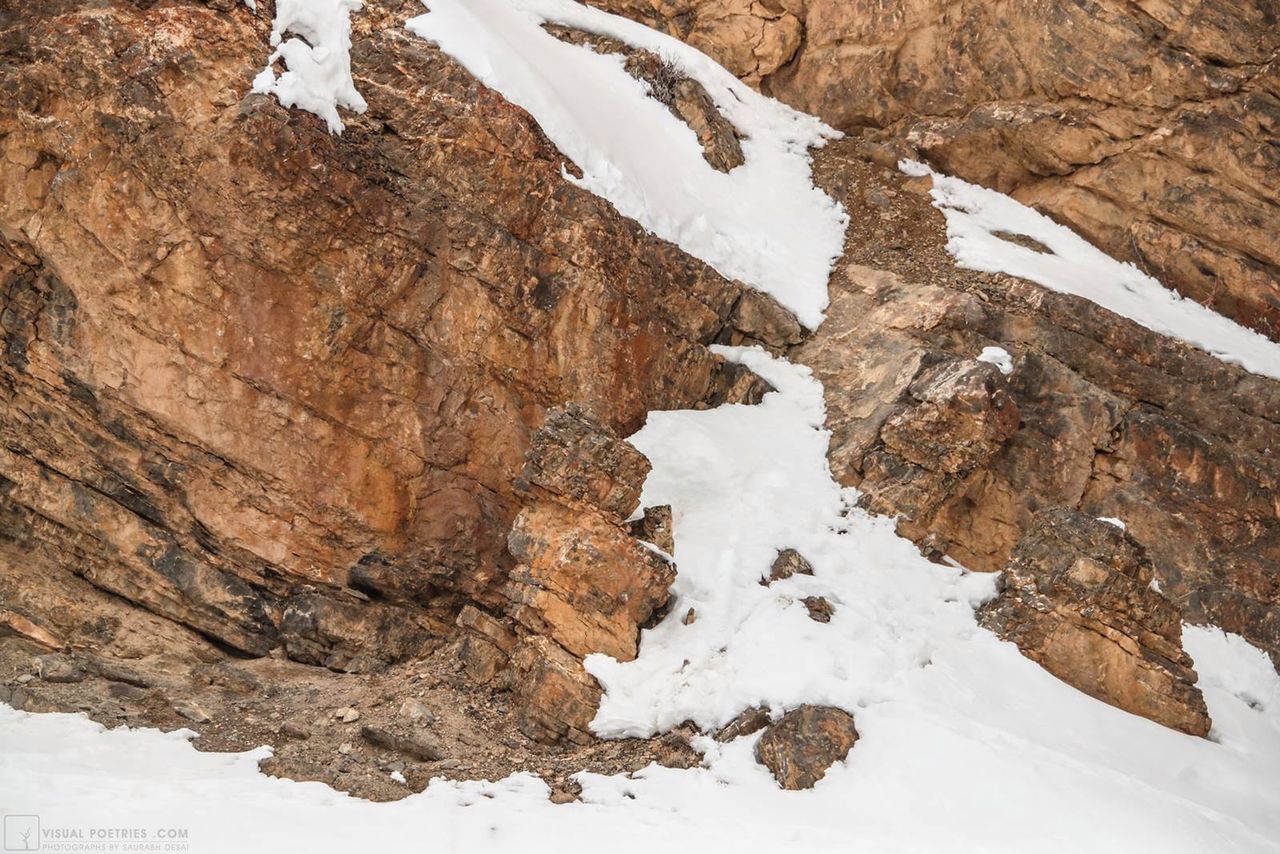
[
  {"xmin": 0, "ymin": 0, "xmax": 1276, "ymax": 800},
  {"xmin": 802, "ymin": 150, "xmax": 1280, "ymax": 668},
  {"xmin": 588, "ymin": 0, "xmax": 1280, "ymax": 341},
  {"xmin": 0, "ymin": 0, "xmax": 786, "ymax": 764}
]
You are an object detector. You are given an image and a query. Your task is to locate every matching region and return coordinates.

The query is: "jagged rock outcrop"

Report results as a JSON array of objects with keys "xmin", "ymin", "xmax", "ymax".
[
  {"xmin": 0, "ymin": 0, "xmax": 774, "ymax": 681},
  {"xmin": 801, "ymin": 151, "xmax": 1280, "ymax": 667},
  {"xmin": 754, "ymin": 705, "xmax": 859, "ymax": 790},
  {"xmin": 979, "ymin": 508, "xmax": 1211, "ymax": 736},
  {"xmin": 589, "ymin": 0, "xmax": 1280, "ymax": 340},
  {"xmin": 460, "ymin": 403, "xmax": 675, "ymax": 742}
]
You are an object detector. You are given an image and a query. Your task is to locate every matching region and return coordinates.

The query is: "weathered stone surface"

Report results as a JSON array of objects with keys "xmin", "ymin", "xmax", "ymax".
[
  {"xmin": 0, "ymin": 0, "xmax": 773, "ymax": 677},
  {"xmin": 979, "ymin": 509, "xmax": 1212, "ymax": 736},
  {"xmin": 801, "ymin": 151, "xmax": 1280, "ymax": 665},
  {"xmin": 590, "ymin": 0, "xmax": 1280, "ymax": 340},
  {"xmin": 509, "ymin": 635, "xmax": 603, "ymax": 745},
  {"xmin": 754, "ymin": 705, "xmax": 859, "ymax": 790},
  {"xmin": 506, "ymin": 500, "xmax": 676, "ymax": 661},
  {"xmin": 519, "ymin": 404, "xmax": 650, "ymax": 521},
  {"xmin": 0, "ymin": 609, "xmax": 62, "ymax": 650}
]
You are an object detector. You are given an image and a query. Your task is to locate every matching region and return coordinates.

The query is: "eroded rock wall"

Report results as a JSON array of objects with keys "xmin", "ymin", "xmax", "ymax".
[
  {"xmin": 0, "ymin": 0, "xmax": 781, "ymax": 688},
  {"xmin": 802, "ymin": 150, "xmax": 1280, "ymax": 667},
  {"xmin": 588, "ymin": 0, "xmax": 1280, "ymax": 340}
]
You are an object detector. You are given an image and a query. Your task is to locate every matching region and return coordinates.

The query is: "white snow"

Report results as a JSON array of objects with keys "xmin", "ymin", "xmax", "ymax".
[
  {"xmin": 976, "ymin": 345, "xmax": 1014, "ymax": 375},
  {"xmin": 902, "ymin": 160, "xmax": 1280, "ymax": 380},
  {"xmin": 1098, "ymin": 516, "xmax": 1127, "ymax": 530},
  {"xmin": 406, "ymin": 0, "xmax": 847, "ymax": 328},
  {"xmin": 253, "ymin": 0, "xmax": 367, "ymax": 134}
]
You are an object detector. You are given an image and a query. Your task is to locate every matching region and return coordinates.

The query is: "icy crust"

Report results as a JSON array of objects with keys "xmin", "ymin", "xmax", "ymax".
[
  {"xmin": 902, "ymin": 160, "xmax": 1280, "ymax": 381},
  {"xmin": 253, "ymin": 0, "xmax": 368, "ymax": 134},
  {"xmin": 406, "ymin": 0, "xmax": 848, "ymax": 329}
]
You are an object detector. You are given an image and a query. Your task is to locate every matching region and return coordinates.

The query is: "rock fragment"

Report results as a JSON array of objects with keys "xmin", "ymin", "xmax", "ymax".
[
  {"xmin": 978, "ymin": 508, "xmax": 1212, "ymax": 737},
  {"xmin": 754, "ymin": 705, "xmax": 859, "ymax": 790}
]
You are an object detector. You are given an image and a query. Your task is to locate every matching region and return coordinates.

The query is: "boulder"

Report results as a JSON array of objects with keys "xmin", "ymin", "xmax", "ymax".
[
  {"xmin": 754, "ymin": 705, "xmax": 860, "ymax": 790},
  {"xmin": 979, "ymin": 508, "xmax": 1212, "ymax": 737},
  {"xmin": 505, "ymin": 500, "xmax": 676, "ymax": 661},
  {"xmin": 509, "ymin": 636, "xmax": 603, "ymax": 745}
]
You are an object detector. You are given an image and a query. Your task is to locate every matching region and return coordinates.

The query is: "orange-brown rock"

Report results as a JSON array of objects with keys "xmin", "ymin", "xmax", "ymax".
[
  {"xmin": 754, "ymin": 705, "xmax": 859, "ymax": 790},
  {"xmin": 506, "ymin": 500, "xmax": 676, "ymax": 661},
  {"xmin": 978, "ymin": 508, "xmax": 1212, "ymax": 736},
  {"xmin": 509, "ymin": 634, "xmax": 604, "ymax": 745},
  {"xmin": 589, "ymin": 0, "xmax": 1280, "ymax": 340},
  {"xmin": 0, "ymin": 0, "xmax": 772, "ymax": 672}
]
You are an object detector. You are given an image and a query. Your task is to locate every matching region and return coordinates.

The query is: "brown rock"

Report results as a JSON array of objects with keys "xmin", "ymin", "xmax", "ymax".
[
  {"xmin": 506, "ymin": 501, "xmax": 676, "ymax": 661},
  {"xmin": 754, "ymin": 705, "xmax": 859, "ymax": 790},
  {"xmin": 509, "ymin": 636, "xmax": 603, "ymax": 745},
  {"xmin": 796, "ymin": 159, "xmax": 1280, "ymax": 665},
  {"xmin": 763, "ymin": 548, "xmax": 814, "ymax": 584},
  {"xmin": 978, "ymin": 508, "xmax": 1212, "ymax": 737},
  {"xmin": 0, "ymin": 0, "xmax": 777, "ymax": 679},
  {"xmin": 0, "ymin": 611, "xmax": 62, "ymax": 650},
  {"xmin": 591, "ymin": 0, "xmax": 1280, "ymax": 340}
]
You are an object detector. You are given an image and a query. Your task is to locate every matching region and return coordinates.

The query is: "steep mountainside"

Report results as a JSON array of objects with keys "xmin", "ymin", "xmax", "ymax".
[
  {"xmin": 588, "ymin": 0, "xmax": 1280, "ymax": 340},
  {"xmin": 0, "ymin": 0, "xmax": 1278, "ymax": 843}
]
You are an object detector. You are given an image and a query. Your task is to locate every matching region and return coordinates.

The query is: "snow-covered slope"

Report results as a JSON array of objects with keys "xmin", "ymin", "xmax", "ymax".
[
  {"xmin": 903, "ymin": 161, "xmax": 1280, "ymax": 381},
  {"xmin": 407, "ymin": 0, "xmax": 847, "ymax": 328}
]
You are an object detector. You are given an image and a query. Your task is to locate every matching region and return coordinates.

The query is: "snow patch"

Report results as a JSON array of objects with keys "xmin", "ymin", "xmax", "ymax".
[
  {"xmin": 976, "ymin": 345, "xmax": 1013, "ymax": 375},
  {"xmin": 903, "ymin": 160, "xmax": 1280, "ymax": 381},
  {"xmin": 1098, "ymin": 516, "xmax": 1126, "ymax": 530},
  {"xmin": 407, "ymin": 0, "xmax": 847, "ymax": 328},
  {"xmin": 253, "ymin": 0, "xmax": 367, "ymax": 134}
]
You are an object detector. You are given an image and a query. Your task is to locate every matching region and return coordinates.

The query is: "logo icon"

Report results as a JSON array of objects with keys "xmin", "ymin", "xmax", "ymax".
[{"xmin": 3, "ymin": 816, "xmax": 38, "ymax": 851}]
